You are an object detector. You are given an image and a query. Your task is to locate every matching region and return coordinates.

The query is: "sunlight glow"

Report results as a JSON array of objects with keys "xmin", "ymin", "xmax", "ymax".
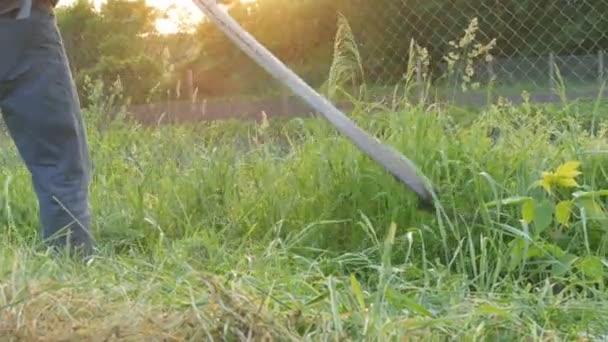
[{"xmin": 56, "ymin": 0, "xmax": 258, "ymax": 34}]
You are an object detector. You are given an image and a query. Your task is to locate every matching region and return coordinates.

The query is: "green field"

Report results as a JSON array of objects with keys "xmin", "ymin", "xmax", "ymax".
[{"xmin": 1, "ymin": 91, "xmax": 608, "ymax": 340}]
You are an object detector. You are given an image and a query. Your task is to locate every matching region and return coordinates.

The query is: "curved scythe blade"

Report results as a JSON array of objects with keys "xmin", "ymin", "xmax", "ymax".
[{"xmin": 191, "ymin": 0, "xmax": 437, "ymax": 210}]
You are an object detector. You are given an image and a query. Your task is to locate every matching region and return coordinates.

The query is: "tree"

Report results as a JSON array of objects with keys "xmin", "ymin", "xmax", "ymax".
[
  {"xmin": 56, "ymin": 0, "xmax": 608, "ymax": 102},
  {"xmin": 57, "ymin": 0, "xmax": 166, "ymax": 105}
]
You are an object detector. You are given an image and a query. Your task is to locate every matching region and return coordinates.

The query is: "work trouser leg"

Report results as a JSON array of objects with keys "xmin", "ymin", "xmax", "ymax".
[{"xmin": 0, "ymin": 8, "xmax": 93, "ymax": 258}]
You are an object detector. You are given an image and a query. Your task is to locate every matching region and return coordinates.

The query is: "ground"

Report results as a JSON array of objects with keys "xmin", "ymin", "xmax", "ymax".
[{"xmin": 0, "ymin": 90, "xmax": 607, "ymax": 341}]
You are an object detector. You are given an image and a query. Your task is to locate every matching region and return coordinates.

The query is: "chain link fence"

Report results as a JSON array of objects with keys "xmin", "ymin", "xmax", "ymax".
[
  {"xmin": 129, "ymin": 0, "xmax": 608, "ymax": 124},
  {"xmin": 337, "ymin": 0, "xmax": 608, "ymax": 105}
]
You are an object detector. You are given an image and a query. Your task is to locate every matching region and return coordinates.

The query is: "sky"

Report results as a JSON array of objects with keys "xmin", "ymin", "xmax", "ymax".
[{"xmin": 56, "ymin": 0, "xmax": 256, "ymax": 33}]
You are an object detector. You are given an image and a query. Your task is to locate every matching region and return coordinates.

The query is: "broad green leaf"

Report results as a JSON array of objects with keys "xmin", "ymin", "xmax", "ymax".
[
  {"xmin": 508, "ymin": 238, "xmax": 555, "ymax": 271},
  {"xmin": 576, "ymin": 198, "xmax": 606, "ymax": 220},
  {"xmin": 555, "ymin": 200, "xmax": 573, "ymax": 226},
  {"xmin": 529, "ymin": 186, "xmax": 546, "ymax": 201},
  {"xmin": 534, "ymin": 199, "xmax": 554, "ymax": 234},
  {"xmin": 521, "ymin": 199, "xmax": 536, "ymax": 224},
  {"xmin": 575, "ymin": 256, "xmax": 605, "ymax": 282},
  {"xmin": 540, "ymin": 242, "xmax": 566, "ymax": 259},
  {"xmin": 526, "ymin": 245, "xmax": 545, "ymax": 259},
  {"xmin": 552, "ymin": 253, "xmax": 576, "ymax": 277}
]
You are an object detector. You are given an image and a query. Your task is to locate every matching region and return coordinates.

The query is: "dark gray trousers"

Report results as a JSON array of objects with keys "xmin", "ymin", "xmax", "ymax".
[{"xmin": 0, "ymin": 7, "xmax": 93, "ymax": 257}]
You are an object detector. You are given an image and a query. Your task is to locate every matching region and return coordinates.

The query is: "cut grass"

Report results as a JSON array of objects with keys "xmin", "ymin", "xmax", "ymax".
[{"xmin": 0, "ymin": 97, "xmax": 607, "ymax": 340}]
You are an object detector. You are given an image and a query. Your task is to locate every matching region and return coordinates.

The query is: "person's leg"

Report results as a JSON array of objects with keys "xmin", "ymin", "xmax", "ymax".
[{"xmin": 0, "ymin": 8, "xmax": 93, "ymax": 259}]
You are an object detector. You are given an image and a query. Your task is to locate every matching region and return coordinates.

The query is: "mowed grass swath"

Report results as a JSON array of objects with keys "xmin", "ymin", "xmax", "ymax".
[{"xmin": 1, "ymin": 15, "xmax": 608, "ymax": 342}]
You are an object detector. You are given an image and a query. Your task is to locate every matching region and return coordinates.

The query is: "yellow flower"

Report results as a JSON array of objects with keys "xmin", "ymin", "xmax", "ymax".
[{"xmin": 534, "ymin": 161, "xmax": 582, "ymax": 194}]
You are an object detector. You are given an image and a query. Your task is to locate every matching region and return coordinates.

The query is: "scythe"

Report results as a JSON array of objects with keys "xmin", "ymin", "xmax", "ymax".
[{"xmin": 191, "ymin": 0, "xmax": 438, "ymax": 210}]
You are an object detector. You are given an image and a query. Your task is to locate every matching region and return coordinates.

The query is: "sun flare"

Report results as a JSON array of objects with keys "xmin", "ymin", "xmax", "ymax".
[{"xmin": 57, "ymin": 0, "xmax": 258, "ymax": 34}]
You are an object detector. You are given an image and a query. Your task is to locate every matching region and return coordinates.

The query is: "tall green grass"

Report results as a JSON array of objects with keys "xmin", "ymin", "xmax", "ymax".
[
  {"xmin": 1, "ymin": 88, "xmax": 607, "ymax": 340},
  {"xmin": 1, "ymin": 14, "xmax": 608, "ymax": 341}
]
